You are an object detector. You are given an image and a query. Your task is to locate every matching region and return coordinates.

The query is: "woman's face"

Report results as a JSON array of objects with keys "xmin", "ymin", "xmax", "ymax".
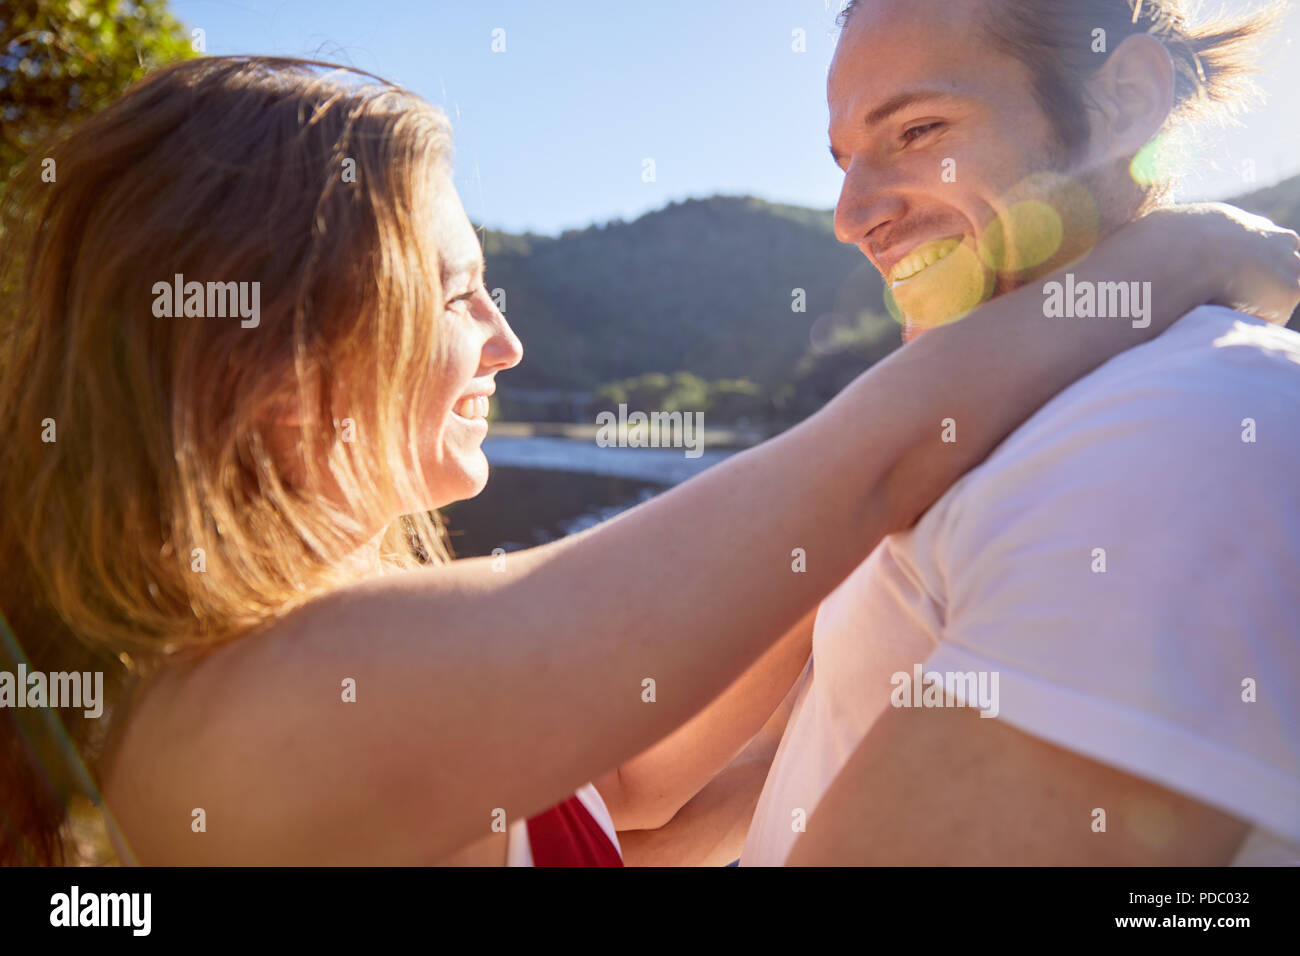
[{"xmin": 413, "ymin": 175, "xmax": 523, "ymax": 509}]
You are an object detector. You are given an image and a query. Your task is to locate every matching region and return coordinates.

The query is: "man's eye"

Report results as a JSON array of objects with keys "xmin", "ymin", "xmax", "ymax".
[{"xmin": 903, "ymin": 122, "xmax": 944, "ymax": 144}]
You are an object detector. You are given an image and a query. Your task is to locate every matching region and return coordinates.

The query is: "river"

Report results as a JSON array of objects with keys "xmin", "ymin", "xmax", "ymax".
[{"xmin": 442, "ymin": 435, "xmax": 738, "ymax": 558}]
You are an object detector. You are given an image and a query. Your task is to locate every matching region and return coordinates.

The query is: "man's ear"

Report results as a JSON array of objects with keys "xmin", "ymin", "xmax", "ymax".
[{"xmin": 1086, "ymin": 33, "xmax": 1176, "ymax": 161}]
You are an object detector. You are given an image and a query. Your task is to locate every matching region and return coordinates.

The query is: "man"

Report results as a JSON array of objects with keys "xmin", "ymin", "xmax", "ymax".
[
  {"xmin": 736, "ymin": 0, "xmax": 1300, "ymax": 866},
  {"xmin": 599, "ymin": 0, "xmax": 1299, "ymax": 867}
]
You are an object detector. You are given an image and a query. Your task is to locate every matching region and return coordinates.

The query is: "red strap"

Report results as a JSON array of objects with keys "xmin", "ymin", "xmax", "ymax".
[{"xmin": 526, "ymin": 794, "xmax": 623, "ymax": 867}]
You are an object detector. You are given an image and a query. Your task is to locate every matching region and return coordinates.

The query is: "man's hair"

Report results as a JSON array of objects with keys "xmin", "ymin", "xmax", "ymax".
[{"xmin": 840, "ymin": 0, "xmax": 1284, "ymax": 156}]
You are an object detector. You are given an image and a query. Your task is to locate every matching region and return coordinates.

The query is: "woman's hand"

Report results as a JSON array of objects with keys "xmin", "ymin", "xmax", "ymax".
[{"xmin": 1146, "ymin": 203, "xmax": 1300, "ymax": 325}]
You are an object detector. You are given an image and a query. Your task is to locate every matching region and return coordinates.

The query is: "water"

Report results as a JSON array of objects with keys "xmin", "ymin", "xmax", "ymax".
[
  {"xmin": 442, "ymin": 436, "xmax": 736, "ymax": 558},
  {"xmin": 482, "ymin": 434, "xmax": 737, "ymax": 484}
]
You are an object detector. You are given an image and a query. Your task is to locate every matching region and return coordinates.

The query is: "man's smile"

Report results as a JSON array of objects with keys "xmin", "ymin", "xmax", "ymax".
[{"xmin": 888, "ymin": 236, "xmax": 965, "ymax": 287}]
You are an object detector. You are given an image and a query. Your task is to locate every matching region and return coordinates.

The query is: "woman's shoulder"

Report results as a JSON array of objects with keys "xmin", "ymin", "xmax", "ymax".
[{"xmin": 99, "ymin": 613, "xmax": 329, "ymax": 864}]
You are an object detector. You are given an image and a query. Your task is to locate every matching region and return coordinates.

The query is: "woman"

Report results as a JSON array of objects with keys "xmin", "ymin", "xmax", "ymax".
[{"xmin": 1, "ymin": 56, "xmax": 1296, "ymax": 866}]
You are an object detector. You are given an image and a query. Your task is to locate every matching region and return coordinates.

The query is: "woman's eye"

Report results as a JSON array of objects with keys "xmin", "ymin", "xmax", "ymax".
[
  {"xmin": 903, "ymin": 122, "xmax": 943, "ymax": 144},
  {"xmin": 446, "ymin": 289, "xmax": 477, "ymax": 309}
]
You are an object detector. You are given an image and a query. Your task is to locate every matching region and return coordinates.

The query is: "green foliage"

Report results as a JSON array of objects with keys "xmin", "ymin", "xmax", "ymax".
[
  {"xmin": 593, "ymin": 371, "xmax": 773, "ymax": 426},
  {"xmin": 491, "ymin": 176, "xmax": 1300, "ymax": 425},
  {"xmin": 706, "ymin": 378, "xmax": 768, "ymax": 424},
  {"xmin": 661, "ymin": 372, "xmax": 708, "ymax": 413},
  {"xmin": 625, "ymin": 372, "xmax": 671, "ymax": 410},
  {"xmin": 774, "ymin": 313, "xmax": 898, "ymax": 423},
  {"xmin": 1, "ymin": 0, "xmax": 196, "ymax": 186},
  {"xmin": 484, "ymin": 195, "xmax": 893, "ymax": 397},
  {"xmin": 596, "ymin": 372, "xmax": 697, "ymax": 415}
]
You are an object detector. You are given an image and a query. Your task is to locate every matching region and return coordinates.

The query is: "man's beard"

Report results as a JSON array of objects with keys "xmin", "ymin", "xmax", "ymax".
[
  {"xmin": 899, "ymin": 146, "xmax": 1128, "ymax": 343},
  {"xmin": 985, "ymin": 140, "xmax": 1136, "ymax": 296}
]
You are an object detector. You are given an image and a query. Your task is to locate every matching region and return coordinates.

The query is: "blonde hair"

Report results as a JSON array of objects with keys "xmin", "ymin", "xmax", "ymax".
[{"xmin": 0, "ymin": 56, "xmax": 457, "ymax": 863}]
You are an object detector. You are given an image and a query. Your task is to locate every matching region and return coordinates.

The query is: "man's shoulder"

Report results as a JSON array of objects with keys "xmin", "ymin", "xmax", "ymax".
[
  {"xmin": 1033, "ymin": 304, "xmax": 1297, "ymax": 413},
  {"xmin": 1092, "ymin": 305, "xmax": 1300, "ymax": 384},
  {"xmin": 975, "ymin": 306, "xmax": 1299, "ymax": 470},
  {"xmin": 916, "ymin": 307, "xmax": 1300, "ymax": 536}
]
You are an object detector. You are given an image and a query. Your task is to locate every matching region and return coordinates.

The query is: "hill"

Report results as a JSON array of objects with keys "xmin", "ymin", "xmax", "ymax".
[
  {"xmin": 483, "ymin": 175, "xmax": 1300, "ymax": 420},
  {"xmin": 482, "ymin": 196, "xmax": 892, "ymax": 392},
  {"xmin": 1232, "ymin": 175, "xmax": 1300, "ymax": 232}
]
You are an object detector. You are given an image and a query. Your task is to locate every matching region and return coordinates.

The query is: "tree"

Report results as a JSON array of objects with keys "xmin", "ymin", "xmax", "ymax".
[
  {"xmin": 663, "ymin": 372, "xmax": 708, "ymax": 414},
  {"xmin": 1, "ymin": 0, "xmax": 195, "ymax": 188},
  {"xmin": 707, "ymin": 378, "xmax": 767, "ymax": 424}
]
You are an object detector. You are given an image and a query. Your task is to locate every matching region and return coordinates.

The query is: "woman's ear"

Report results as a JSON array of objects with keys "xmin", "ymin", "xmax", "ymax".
[{"xmin": 1086, "ymin": 33, "xmax": 1177, "ymax": 161}]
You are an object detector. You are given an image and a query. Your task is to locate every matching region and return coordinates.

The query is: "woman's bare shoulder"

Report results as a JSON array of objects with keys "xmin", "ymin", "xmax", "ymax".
[{"xmin": 100, "ymin": 612, "xmax": 344, "ymax": 864}]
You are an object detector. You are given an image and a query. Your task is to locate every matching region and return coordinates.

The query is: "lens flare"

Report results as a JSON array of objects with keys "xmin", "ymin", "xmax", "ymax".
[
  {"xmin": 886, "ymin": 240, "xmax": 993, "ymax": 332},
  {"xmin": 980, "ymin": 173, "xmax": 1100, "ymax": 274},
  {"xmin": 1130, "ymin": 133, "xmax": 1178, "ymax": 187},
  {"xmin": 980, "ymin": 200, "xmax": 1064, "ymax": 273},
  {"xmin": 883, "ymin": 173, "xmax": 1103, "ymax": 336}
]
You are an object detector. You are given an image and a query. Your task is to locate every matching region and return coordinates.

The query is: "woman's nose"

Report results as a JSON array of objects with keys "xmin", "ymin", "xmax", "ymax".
[{"xmin": 479, "ymin": 295, "xmax": 523, "ymax": 372}]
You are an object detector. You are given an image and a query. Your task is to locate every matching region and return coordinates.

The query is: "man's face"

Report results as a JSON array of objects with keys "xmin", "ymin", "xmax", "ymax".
[{"xmin": 828, "ymin": 0, "xmax": 1105, "ymax": 340}]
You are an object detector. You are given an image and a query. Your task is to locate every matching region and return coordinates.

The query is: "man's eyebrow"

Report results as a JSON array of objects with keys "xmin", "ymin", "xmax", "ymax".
[
  {"xmin": 829, "ymin": 90, "xmax": 966, "ymax": 163},
  {"xmin": 864, "ymin": 89, "xmax": 962, "ymax": 127}
]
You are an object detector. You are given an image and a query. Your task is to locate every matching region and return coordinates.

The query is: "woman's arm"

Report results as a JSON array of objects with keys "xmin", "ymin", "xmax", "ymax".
[
  {"xmin": 584, "ymin": 203, "xmax": 1300, "ymax": 836},
  {"xmin": 107, "ymin": 206, "xmax": 1298, "ymax": 864},
  {"xmin": 616, "ymin": 658, "xmax": 807, "ymax": 866},
  {"xmin": 614, "ymin": 757, "xmax": 774, "ymax": 867},
  {"xmin": 593, "ymin": 608, "xmax": 814, "ymax": 832}
]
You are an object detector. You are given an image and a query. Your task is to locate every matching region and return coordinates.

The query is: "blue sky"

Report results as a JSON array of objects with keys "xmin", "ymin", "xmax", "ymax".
[{"xmin": 172, "ymin": 0, "xmax": 1300, "ymax": 235}]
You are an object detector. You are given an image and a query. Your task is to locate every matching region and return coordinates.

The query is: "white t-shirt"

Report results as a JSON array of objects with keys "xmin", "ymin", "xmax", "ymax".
[{"xmin": 743, "ymin": 307, "xmax": 1300, "ymax": 866}]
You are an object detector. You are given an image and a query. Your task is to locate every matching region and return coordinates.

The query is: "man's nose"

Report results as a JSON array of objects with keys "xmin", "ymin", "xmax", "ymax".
[{"xmin": 834, "ymin": 159, "xmax": 908, "ymax": 247}]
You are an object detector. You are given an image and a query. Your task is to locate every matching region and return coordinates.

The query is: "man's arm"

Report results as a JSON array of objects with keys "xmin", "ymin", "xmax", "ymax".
[
  {"xmin": 614, "ymin": 756, "xmax": 772, "ymax": 867},
  {"xmin": 594, "ymin": 608, "xmax": 814, "ymax": 832},
  {"xmin": 786, "ymin": 702, "xmax": 1250, "ymax": 865},
  {"xmin": 616, "ymin": 657, "xmax": 806, "ymax": 866}
]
